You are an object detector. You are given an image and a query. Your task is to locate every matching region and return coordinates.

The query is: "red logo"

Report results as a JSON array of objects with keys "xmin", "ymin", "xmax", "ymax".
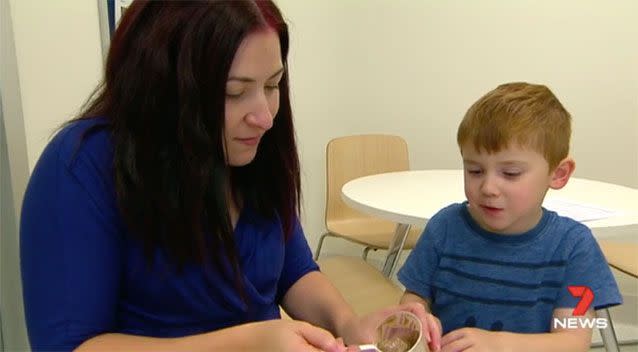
[{"xmin": 567, "ymin": 286, "xmax": 594, "ymax": 316}]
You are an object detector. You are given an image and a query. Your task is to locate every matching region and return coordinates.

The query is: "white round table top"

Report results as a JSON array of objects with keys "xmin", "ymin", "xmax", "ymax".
[{"xmin": 342, "ymin": 169, "xmax": 638, "ymax": 233}]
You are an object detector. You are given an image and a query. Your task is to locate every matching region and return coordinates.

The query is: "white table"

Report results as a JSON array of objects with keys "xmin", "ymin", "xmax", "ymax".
[{"xmin": 342, "ymin": 169, "xmax": 638, "ymax": 277}]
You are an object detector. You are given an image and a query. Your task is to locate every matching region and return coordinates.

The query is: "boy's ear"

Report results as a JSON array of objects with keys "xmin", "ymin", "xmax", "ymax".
[{"xmin": 549, "ymin": 157, "xmax": 576, "ymax": 190}]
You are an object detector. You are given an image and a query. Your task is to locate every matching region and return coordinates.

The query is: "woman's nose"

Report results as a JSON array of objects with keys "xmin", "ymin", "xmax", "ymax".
[
  {"xmin": 245, "ymin": 110, "xmax": 274, "ymax": 130},
  {"xmin": 245, "ymin": 93, "xmax": 274, "ymax": 130}
]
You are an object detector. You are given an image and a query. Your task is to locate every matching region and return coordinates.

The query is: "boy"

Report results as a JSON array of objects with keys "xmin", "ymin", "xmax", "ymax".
[{"xmin": 398, "ymin": 82, "xmax": 622, "ymax": 352}]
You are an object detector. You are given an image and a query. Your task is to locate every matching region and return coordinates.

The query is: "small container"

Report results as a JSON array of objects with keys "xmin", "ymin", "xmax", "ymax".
[{"xmin": 359, "ymin": 311, "xmax": 426, "ymax": 352}]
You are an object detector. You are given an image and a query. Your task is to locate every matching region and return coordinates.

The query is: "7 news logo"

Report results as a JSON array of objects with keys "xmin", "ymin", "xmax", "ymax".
[{"xmin": 552, "ymin": 286, "xmax": 608, "ymax": 329}]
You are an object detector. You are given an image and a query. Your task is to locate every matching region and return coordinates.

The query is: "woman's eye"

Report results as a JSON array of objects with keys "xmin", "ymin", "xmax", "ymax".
[
  {"xmin": 226, "ymin": 91, "xmax": 244, "ymax": 98},
  {"xmin": 467, "ymin": 169, "xmax": 482, "ymax": 175},
  {"xmin": 265, "ymin": 84, "xmax": 280, "ymax": 91}
]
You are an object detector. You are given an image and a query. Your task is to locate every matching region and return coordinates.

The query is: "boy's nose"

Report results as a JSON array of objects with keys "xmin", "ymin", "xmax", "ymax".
[{"xmin": 480, "ymin": 175, "xmax": 499, "ymax": 196}]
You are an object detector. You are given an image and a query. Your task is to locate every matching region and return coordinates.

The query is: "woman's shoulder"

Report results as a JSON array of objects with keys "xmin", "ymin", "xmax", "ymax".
[
  {"xmin": 49, "ymin": 117, "xmax": 113, "ymax": 170},
  {"xmin": 25, "ymin": 117, "xmax": 119, "ymax": 220}
]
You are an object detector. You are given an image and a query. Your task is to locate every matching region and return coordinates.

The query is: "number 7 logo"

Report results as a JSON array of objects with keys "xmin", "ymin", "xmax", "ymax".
[{"xmin": 568, "ymin": 285, "xmax": 594, "ymax": 316}]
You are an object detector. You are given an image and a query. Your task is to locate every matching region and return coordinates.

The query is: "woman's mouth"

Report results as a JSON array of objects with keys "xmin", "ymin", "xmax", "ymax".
[{"xmin": 236, "ymin": 137, "xmax": 260, "ymax": 146}]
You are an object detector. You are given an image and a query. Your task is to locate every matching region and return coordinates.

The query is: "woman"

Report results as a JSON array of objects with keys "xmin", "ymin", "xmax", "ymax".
[{"xmin": 20, "ymin": 1, "xmax": 437, "ymax": 351}]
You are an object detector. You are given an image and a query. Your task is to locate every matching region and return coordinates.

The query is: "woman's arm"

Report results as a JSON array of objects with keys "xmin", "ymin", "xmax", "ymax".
[
  {"xmin": 76, "ymin": 320, "xmax": 347, "ymax": 352},
  {"xmin": 281, "ymin": 271, "xmax": 357, "ymax": 341}
]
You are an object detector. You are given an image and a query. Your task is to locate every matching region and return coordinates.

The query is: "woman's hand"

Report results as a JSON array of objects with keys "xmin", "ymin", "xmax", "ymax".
[
  {"xmin": 249, "ymin": 319, "xmax": 348, "ymax": 352},
  {"xmin": 338, "ymin": 302, "xmax": 442, "ymax": 352},
  {"xmin": 77, "ymin": 319, "xmax": 350, "ymax": 352}
]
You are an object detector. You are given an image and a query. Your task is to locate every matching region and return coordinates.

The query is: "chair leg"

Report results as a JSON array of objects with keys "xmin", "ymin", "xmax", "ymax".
[
  {"xmin": 314, "ymin": 232, "xmax": 331, "ymax": 260},
  {"xmin": 362, "ymin": 247, "xmax": 371, "ymax": 261},
  {"xmin": 382, "ymin": 223, "xmax": 411, "ymax": 277},
  {"xmin": 597, "ymin": 308, "xmax": 620, "ymax": 352},
  {"xmin": 362, "ymin": 247, "xmax": 380, "ymax": 261}
]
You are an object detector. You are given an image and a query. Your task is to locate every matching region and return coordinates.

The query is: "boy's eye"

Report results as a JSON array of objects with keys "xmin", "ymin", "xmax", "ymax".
[
  {"xmin": 503, "ymin": 171, "xmax": 521, "ymax": 178},
  {"xmin": 467, "ymin": 169, "xmax": 482, "ymax": 175}
]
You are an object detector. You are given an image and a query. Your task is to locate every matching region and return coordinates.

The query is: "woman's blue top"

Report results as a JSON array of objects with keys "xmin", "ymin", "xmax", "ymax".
[{"xmin": 20, "ymin": 118, "xmax": 318, "ymax": 351}]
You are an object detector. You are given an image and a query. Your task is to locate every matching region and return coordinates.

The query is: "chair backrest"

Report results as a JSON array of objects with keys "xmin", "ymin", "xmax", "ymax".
[
  {"xmin": 598, "ymin": 240, "xmax": 638, "ymax": 279},
  {"xmin": 325, "ymin": 134, "xmax": 409, "ymax": 226}
]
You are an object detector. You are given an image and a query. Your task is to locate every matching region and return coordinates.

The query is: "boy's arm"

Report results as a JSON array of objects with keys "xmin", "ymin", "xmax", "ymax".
[{"xmin": 441, "ymin": 308, "xmax": 593, "ymax": 352}]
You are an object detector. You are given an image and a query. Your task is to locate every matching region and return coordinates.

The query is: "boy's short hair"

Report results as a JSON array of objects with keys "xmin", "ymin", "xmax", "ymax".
[{"xmin": 457, "ymin": 82, "xmax": 571, "ymax": 170}]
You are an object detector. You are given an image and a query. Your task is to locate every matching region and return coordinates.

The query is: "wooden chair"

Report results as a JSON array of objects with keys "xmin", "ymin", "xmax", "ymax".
[
  {"xmin": 596, "ymin": 240, "xmax": 638, "ymax": 352},
  {"xmin": 279, "ymin": 256, "xmax": 403, "ymax": 320},
  {"xmin": 598, "ymin": 240, "xmax": 638, "ymax": 279},
  {"xmin": 314, "ymin": 135, "xmax": 421, "ymax": 264},
  {"xmin": 317, "ymin": 256, "xmax": 403, "ymax": 315}
]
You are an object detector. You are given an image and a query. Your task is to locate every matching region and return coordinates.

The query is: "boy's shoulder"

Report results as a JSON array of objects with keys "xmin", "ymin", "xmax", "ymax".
[
  {"xmin": 545, "ymin": 209, "xmax": 595, "ymax": 241},
  {"xmin": 421, "ymin": 203, "xmax": 468, "ymax": 242},
  {"xmin": 542, "ymin": 209, "xmax": 602, "ymax": 257},
  {"xmin": 433, "ymin": 202, "xmax": 466, "ymax": 219},
  {"xmin": 427, "ymin": 202, "xmax": 466, "ymax": 227}
]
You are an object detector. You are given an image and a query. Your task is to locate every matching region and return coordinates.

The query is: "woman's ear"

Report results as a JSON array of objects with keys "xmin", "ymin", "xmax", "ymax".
[{"xmin": 549, "ymin": 157, "xmax": 576, "ymax": 190}]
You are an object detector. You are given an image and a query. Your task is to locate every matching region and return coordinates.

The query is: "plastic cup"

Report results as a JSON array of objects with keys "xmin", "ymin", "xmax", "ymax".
[{"xmin": 359, "ymin": 311, "xmax": 427, "ymax": 352}]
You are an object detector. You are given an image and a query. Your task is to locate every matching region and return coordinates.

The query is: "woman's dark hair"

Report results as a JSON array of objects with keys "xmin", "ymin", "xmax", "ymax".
[{"xmin": 74, "ymin": 0, "xmax": 299, "ymax": 286}]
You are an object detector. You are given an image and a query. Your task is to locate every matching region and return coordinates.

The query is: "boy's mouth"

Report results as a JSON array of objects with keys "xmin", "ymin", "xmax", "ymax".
[{"xmin": 480, "ymin": 204, "xmax": 504, "ymax": 214}]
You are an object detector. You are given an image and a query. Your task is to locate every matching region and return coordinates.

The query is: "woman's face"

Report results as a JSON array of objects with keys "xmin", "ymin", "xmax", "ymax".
[{"xmin": 224, "ymin": 29, "xmax": 283, "ymax": 166}]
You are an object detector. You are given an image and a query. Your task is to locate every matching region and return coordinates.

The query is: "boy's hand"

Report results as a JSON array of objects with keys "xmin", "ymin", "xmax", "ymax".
[
  {"xmin": 440, "ymin": 327, "xmax": 503, "ymax": 352},
  {"xmin": 340, "ymin": 302, "xmax": 442, "ymax": 352},
  {"xmin": 408, "ymin": 303, "xmax": 443, "ymax": 352},
  {"xmin": 399, "ymin": 293, "xmax": 443, "ymax": 351}
]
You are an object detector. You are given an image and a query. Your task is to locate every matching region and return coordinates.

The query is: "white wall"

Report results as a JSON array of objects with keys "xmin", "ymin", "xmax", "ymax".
[
  {"xmin": 5, "ymin": 0, "xmax": 637, "ymax": 274},
  {"xmin": 2, "ymin": 1, "xmax": 103, "ymax": 349},
  {"xmin": 2, "ymin": 0, "xmax": 31, "ymax": 349},
  {"xmin": 2, "ymin": 0, "xmax": 637, "ymax": 347},
  {"xmin": 9, "ymin": 0, "xmax": 103, "ymax": 172},
  {"xmin": 277, "ymin": 0, "xmax": 638, "ymax": 254}
]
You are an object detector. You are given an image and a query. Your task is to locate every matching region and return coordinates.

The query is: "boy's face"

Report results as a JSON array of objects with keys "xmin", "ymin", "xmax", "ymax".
[{"xmin": 461, "ymin": 143, "xmax": 553, "ymax": 235}]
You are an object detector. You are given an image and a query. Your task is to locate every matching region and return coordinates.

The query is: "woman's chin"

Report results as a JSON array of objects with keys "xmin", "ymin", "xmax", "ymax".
[{"xmin": 227, "ymin": 154, "xmax": 257, "ymax": 167}]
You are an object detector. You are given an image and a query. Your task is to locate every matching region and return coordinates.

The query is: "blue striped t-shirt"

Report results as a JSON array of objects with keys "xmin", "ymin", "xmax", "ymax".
[{"xmin": 398, "ymin": 202, "xmax": 622, "ymax": 334}]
